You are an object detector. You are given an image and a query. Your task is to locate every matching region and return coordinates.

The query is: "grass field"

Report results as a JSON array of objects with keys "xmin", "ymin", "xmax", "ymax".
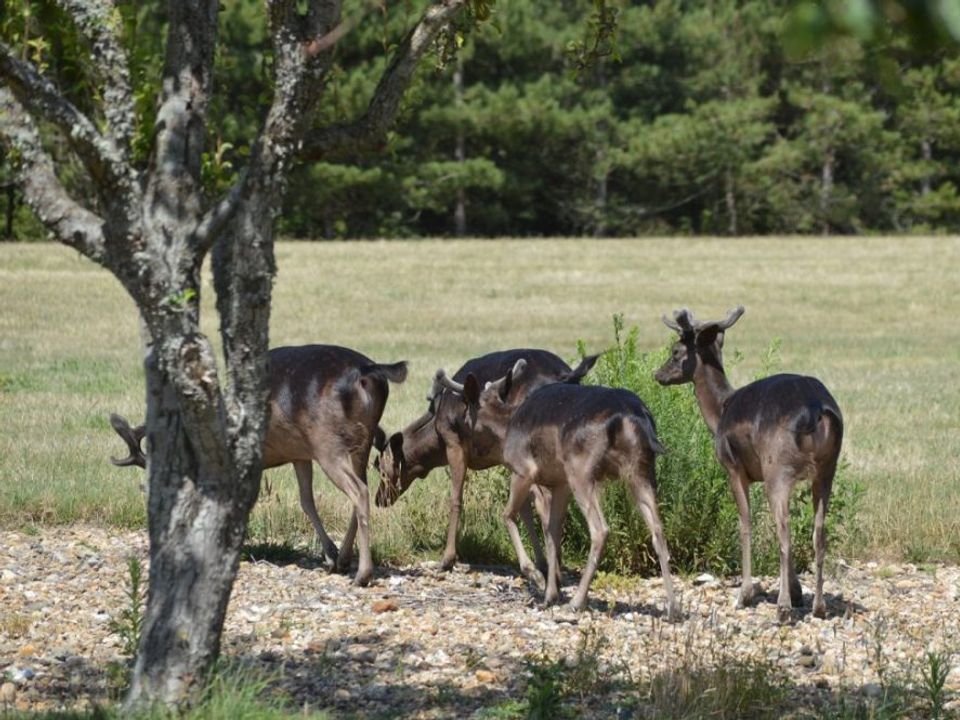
[{"xmin": 1, "ymin": 237, "xmax": 958, "ymax": 565}]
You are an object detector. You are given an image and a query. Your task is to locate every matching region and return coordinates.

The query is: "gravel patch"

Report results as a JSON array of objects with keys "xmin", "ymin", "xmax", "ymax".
[{"xmin": 2, "ymin": 526, "xmax": 959, "ymax": 716}]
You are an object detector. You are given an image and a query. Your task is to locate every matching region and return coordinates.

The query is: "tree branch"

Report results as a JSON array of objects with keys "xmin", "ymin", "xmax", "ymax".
[
  {"xmin": 302, "ymin": 0, "xmax": 471, "ymax": 161},
  {"xmin": 195, "ymin": 0, "xmax": 343, "ymax": 255},
  {"xmin": 0, "ymin": 88, "xmax": 107, "ymax": 262},
  {"xmin": 0, "ymin": 41, "xmax": 133, "ymax": 197},
  {"xmin": 54, "ymin": 0, "xmax": 136, "ymax": 157},
  {"xmin": 143, "ymin": 1, "xmax": 220, "ymax": 251}
]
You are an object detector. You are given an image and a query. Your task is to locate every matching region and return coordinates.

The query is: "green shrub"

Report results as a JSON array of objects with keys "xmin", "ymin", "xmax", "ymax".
[{"xmin": 560, "ymin": 314, "xmax": 862, "ymax": 577}]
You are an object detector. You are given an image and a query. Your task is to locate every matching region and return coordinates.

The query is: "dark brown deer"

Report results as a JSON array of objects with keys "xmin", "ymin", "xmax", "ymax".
[
  {"xmin": 110, "ymin": 344, "xmax": 407, "ymax": 587},
  {"xmin": 375, "ymin": 349, "xmax": 598, "ymax": 570},
  {"xmin": 441, "ymin": 359, "xmax": 679, "ymax": 618},
  {"xmin": 654, "ymin": 306, "xmax": 843, "ymax": 621}
]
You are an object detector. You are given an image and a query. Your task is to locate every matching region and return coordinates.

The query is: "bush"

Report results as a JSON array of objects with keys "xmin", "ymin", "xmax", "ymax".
[{"xmin": 559, "ymin": 314, "xmax": 862, "ymax": 577}]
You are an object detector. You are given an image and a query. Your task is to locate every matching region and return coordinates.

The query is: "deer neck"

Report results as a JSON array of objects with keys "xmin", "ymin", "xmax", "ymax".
[{"xmin": 691, "ymin": 361, "xmax": 735, "ymax": 436}]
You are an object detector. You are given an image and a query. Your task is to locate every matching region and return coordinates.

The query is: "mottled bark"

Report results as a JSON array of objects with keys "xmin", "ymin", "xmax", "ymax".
[{"xmin": 0, "ymin": 0, "xmax": 473, "ymax": 709}]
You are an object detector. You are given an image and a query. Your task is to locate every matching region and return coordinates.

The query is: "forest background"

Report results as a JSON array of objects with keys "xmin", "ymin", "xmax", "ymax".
[{"xmin": 2, "ymin": 0, "xmax": 959, "ymax": 241}]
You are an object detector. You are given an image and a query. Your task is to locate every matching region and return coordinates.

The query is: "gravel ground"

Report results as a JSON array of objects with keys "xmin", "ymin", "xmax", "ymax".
[{"xmin": 1, "ymin": 526, "xmax": 959, "ymax": 717}]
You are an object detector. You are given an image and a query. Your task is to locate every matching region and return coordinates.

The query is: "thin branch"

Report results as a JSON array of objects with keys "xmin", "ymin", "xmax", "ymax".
[
  {"xmin": 54, "ymin": 0, "xmax": 135, "ymax": 157},
  {"xmin": 302, "ymin": 0, "xmax": 472, "ymax": 161},
  {"xmin": 0, "ymin": 41, "xmax": 133, "ymax": 196},
  {"xmin": 0, "ymin": 88, "xmax": 107, "ymax": 263}
]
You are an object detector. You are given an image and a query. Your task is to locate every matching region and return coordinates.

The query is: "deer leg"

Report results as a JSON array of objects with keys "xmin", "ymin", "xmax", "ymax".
[
  {"xmin": 520, "ymin": 489, "xmax": 549, "ymax": 578},
  {"xmin": 541, "ymin": 484, "xmax": 570, "ymax": 607},
  {"xmin": 569, "ymin": 477, "xmax": 608, "ymax": 613},
  {"xmin": 727, "ymin": 467, "xmax": 757, "ymax": 608},
  {"xmin": 440, "ymin": 446, "xmax": 468, "ymax": 570},
  {"xmin": 811, "ymin": 461, "xmax": 835, "ymax": 619},
  {"xmin": 788, "ymin": 554, "xmax": 803, "ymax": 606},
  {"xmin": 339, "ymin": 511, "xmax": 359, "ymax": 572},
  {"xmin": 631, "ymin": 477, "xmax": 681, "ymax": 622},
  {"xmin": 502, "ymin": 472, "xmax": 545, "ymax": 592},
  {"xmin": 317, "ymin": 456, "xmax": 374, "ymax": 587},
  {"xmin": 765, "ymin": 478, "xmax": 795, "ymax": 623},
  {"xmin": 293, "ymin": 461, "xmax": 339, "ymax": 568}
]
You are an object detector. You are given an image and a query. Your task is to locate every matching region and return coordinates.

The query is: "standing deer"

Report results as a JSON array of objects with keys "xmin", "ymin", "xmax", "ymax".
[
  {"xmin": 375, "ymin": 349, "xmax": 599, "ymax": 570},
  {"xmin": 110, "ymin": 344, "xmax": 407, "ymax": 586},
  {"xmin": 439, "ymin": 359, "xmax": 680, "ymax": 619},
  {"xmin": 654, "ymin": 306, "xmax": 843, "ymax": 621}
]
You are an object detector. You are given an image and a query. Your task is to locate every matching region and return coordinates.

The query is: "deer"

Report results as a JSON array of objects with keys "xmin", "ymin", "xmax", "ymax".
[
  {"xmin": 437, "ymin": 358, "xmax": 680, "ymax": 620},
  {"xmin": 109, "ymin": 344, "xmax": 407, "ymax": 587},
  {"xmin": 654, "ymin": 306, "xmax": 843, "ymax": 621},
  {"xmin": 374, "ymin": 348, "xmax": 599, "ymax": 571}
]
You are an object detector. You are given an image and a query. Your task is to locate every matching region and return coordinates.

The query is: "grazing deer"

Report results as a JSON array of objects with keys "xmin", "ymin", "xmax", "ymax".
[
  {"xmin": 375, "ymin": 349, "xmax": 598, "ymax": 571},
  {"xmin": 654, "ymin": 306, "xmax": 843, "ymax": 621},
  {"xmin": 440, "ymin": 359, "xmax": 680, "ymax": 619},
  {"xmin": 110, "ymin": 344, "xmax": 407, "ymax": 586}
]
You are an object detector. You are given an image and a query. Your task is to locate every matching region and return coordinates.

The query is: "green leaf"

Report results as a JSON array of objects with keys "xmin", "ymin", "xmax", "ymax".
[{"xmin": 936, "ymin": 0, "xmax": 960, "ymax": 42}]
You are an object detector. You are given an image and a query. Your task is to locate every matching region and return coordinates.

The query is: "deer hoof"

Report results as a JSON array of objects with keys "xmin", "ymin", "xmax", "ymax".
[
  {"xmin": 777, "ymin": 605, "xmax": 794, "ymax": 624},
  {"xmin": 735, "ymin": 583, "xmax": 758, "ymax": 608},
  {"xmin": 439, "ymin": 553, "xmax": 458, "ymax": 571},
  {"xmin": 521, "ymin": 565, "xmax": 546, "ymax": 593},
  {"xmin": 353, "ymin": 569, "xmax": 373, "ymax": 587},
  {"xmin": 812, "ymin": 598, "xmax": 827, "ymax": 619},
  {"xmin": 790, "ymin": 582, "xmax": 803, "ymax": 606},
  {"xmin": 666, "ymin": 602, "xmax": 683, "ymax": 623},
  {"xmin": 322, "ymin": 542, "xmax": 339, "ymax": 565}
]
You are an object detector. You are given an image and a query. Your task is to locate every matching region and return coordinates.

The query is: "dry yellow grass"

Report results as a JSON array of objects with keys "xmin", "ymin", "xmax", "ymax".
[{"xmin": 1, "ymin": 237, "xmax": 958, "ymax": 561}]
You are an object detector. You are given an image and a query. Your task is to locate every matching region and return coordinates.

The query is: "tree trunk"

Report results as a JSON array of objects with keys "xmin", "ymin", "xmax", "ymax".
[
  {"xmin": 2, "ymin": 183, "xmax": 14, "ymax": 239},
  {"xmin": 724, "ymin": 166, "xmax": 737, "ymax": 236},
  {"xmin": 125, "ymin": 322, "xmax": 261, "ymax": 708},
  {"xmin": 921, "ymin": 139, "xmax": 932, "ymax": 196},
  {"xmin": 820, "ymin": 148, "xmax": 834, "ymax": 236},
  {"xmin": 453, "ymin": 56, "xmax": 466, "ymax": 237},
  {"xmin": 592, "ymin": 59, "xmax": 608, "ymax": 238}
]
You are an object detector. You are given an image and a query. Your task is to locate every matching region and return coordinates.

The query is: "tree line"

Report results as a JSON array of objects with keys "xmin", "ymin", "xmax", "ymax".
[{"xmin": 2, "ymin": 0, "xmax": 959, "ymax": 240}]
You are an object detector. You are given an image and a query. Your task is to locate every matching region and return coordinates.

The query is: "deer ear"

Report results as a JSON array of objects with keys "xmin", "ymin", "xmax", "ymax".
[
  {"xmin": 387, "ymin": 430, "xmax": 402, "ymax": 455},
  {"xmin": 500, "ymin": 358, "xmax": 526, "ymax": 400},
  {"xmin": 463, "ymin": 374, "xmax": 481, "ymax": 406},
  {"xmin": 695, "ymin": 324, "xmax": 721, "ymax": 348}
]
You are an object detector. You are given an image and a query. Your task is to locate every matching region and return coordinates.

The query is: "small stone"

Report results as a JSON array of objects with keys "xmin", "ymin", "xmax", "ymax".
[
  {"xmin": 426, "ymin": 649, "xmax": 451, "ymax": 667},
  {"xmin": 12, "ymin": 668, "xmax": 34, "ymax": 684},
  {"xmin": 475, "ymin": 669, "xmax": 496, "ymax": 683},
  {"xmin": 346, "ymin": 644, "xmax": 376, "ymax": 662},
  {"xmin": 0, "ymin": 682, "xmax": 16, "ymax": 703},
  {"xmin": 372, "ymin": 599, "xmax": 398, "ymax": 614},
  {"xmin": 799, "ymin": 655, "xmax": 817, "ymax": 668},
  {"xmin": 799, "ymin": 645, "xmax": 814, "ymax": 656},
  {"xmin": 334, "ymin": 688, "xmax": 351, "ymax": 701},
  {"xmin": 17, "ymin": 644, "xmax": 36, "ymax": 658},
  {"xmin": 863, "ymin": 683, "xmax": 883, "ymax": 698},
  {"xmin": 694, "ymin": 573, "xmax": 716, "ymax": 585},
  {"xmin": 0, "ymin": 569, "xmax": 17, "ymax": 583}
]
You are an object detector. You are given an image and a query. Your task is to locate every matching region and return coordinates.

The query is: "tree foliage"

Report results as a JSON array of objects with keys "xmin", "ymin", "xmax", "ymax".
[{"xmin": 4, "ymin": 0, "xmax": 960, "ymax": 239}]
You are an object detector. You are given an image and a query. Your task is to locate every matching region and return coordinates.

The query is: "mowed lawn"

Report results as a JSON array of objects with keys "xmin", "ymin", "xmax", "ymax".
[{"xmin": 0, "ymin": 237, "xmax": 958, "ymax": 565}]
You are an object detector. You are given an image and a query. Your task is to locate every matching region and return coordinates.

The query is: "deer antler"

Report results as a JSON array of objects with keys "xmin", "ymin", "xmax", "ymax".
[
  {"xmin": 715, "ymin": 305, "xmax": 745, "ymax": 330},
  {"xmin": 109, "ymin": 413, "xmax": 146, "ymax": 468},
  {"xmin": 434, "ymin": 368, "xmax": 464, "ymax": 394},
  {"xmin": 663, "ymin": 308, "xmax": 696, "ymax": 334}
]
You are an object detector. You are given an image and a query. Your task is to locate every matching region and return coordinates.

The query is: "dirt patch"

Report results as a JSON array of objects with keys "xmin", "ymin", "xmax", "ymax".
[{"xmin": 1, "ymin": 526, "xmax": 959, "ymax": 717}]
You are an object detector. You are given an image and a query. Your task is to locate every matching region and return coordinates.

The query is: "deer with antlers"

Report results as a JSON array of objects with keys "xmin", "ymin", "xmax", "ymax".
[{"xmin": 655, "ymin": 306, "xmax": 843, "ymax": 621}]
